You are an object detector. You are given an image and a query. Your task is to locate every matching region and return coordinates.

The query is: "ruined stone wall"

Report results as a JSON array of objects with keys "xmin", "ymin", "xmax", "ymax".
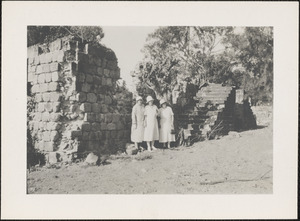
[{"xmin": 27, "ymin": 36, "xmax": 131, "ymax": 160}]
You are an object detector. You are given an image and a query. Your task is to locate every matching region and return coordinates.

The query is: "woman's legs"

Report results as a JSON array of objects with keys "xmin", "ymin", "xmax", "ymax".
[
  {"xmin": 167, "ymin": 142, "xmax": 171, "ymax": 149},
  {"xmin": 146, "ymin": 141, "xmax": 152, "ymax": 151},
  {"xmin": 151, "ymin": 141, "xmax": 157, "ymax": 150}
]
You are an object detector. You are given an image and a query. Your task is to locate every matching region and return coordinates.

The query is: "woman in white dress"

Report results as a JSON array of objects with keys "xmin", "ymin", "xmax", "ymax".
[
  {"xmin": 131, "ymin": 96, "xmax": 145, "ymax": 151},
  {"xmin": 158, "ymin": 99, "xmax": 175, "ymax": 148},
  {"xmin": 143, "ymin": 96, "xmax": 159, "ymax": 152}
]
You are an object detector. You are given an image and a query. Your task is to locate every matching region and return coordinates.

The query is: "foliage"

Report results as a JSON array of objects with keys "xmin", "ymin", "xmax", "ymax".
[
  {"xmin": 27, "ymin": 26, "xmax": 105, "ymax": 47},
  {"xmin": 113, "ymin": 80, "xmax": 133, "ymax": 114},
  {"xmin": 131, "ymin": 26, "xmax": 233, "ymax": 102},
  {"xmin": 223, "ymin": 27, "xmax": 273, "ymax": 104},
  {"xmin": 132, "ymin": 26, "xmax": 273, "ymax": 105}
]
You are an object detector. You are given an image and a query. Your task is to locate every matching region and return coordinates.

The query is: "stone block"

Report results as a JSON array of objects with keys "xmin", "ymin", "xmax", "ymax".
[
  {"xmin": 48, "ymin": 82, "xmax": 59, "ymax": 91},
  {"xmin": 96, "ymin": 131, "xmax": 103, "ymax": 140},
  {"xmin": 89, "ymin": 132, "xmax": 97, "ymax": 140},
  {"xmin": 96, "ymin": 67, "xmax": 103, "ymax": 76},
  {"xmin": 45, "ymin": 52, "xmax": 53, "ymax": 63},
  {"xmin": 76, "ymin": 92, "xmax": 87, "ymax": 102},
  {"xmin": 57, "ymin": 50, "xmax": 65, "ymax": 62},
  {"xmin": 35, "ymin": 93, "xmax": 43, "ymax": 102},
  {"xmin": 45, "ymin": 73, "xmax": 52, "ymax": 83},
  {"xmin": 77, "ymin": 73, "xmax": 85, "ymax": 83},
  {"xmin": 84, "ymin": 113, "xmax": 96, "ymax": 122},
  {"xmin": 112, "ymin": 114, "xmax": 120, "ymax": 123},
  {"xmin": 111, "ymin": 130, "xmax": 118, "ymax": 138},
  {"xmin": 107, "ymin": 123, "xmax": 116, "ymax": 130},
  {"xmin": 34, "ymin": 112, "xmax": 42, "ymax": 121},
  {"xmin": 103, "ymin": 69, "xmax": 110, "ymax": 77},
  {"xmin": 105, "ymin": 95, "xmax": 112, "ymax": 105},
  {"xmin": 51, "ymin": 72, "xmax": 60, "ymax": 82},
  {"xmin": 40, "ymin": 83, "xmax": 48, "ymax": 93},
  {"xmin": 42, "ymin": 112, "xmax": 50, "ymax": 122},
  {"xmin": 81, "ymin": 83, "xmax": 91, "ymax": 93},
  {"xmin": 93, "ymin": 76, "xmax": 102, "ymax": 85},
  {"xmin": 38, "ymin": 121, "xmax": 47, "ymax": 131},
  {"xmin": 105, "ymin": 131, "xmax": 111, "ymax": 139},
  {"xmin": 102, "ymin": 59, "xmax": 107, "ymax": 68},
  {"xmin": 115, "ymin": 68, "xmax": 120, "ymax": 79},
  {"xmin": 37, "ymin": 141, "xmax": 45, "ymax": 151},
  {"xmin": 82, "ymin": 132, "xmax": 89, "ymax": 141},
  {"xmin": 31, "ymin": 84, "xmax": 39, "ymax": 94},
  {"xmin": 44, "ymin": 102, "xmax": 53, "ymax": 112},
  {"xmin": 38, "ymin": 74, "xmax": 46, "ymax": 84},
  {"xmin": 116, "ymin": 121, "xmax": 124, "ymax": 130},
  {"xmin": 91, "ymin": 122, "xmax": 100, "ymax": 131},
  {"xmin": 43, "ymin": 131, "xmax": 51, "ymax": 141},
  {"xmin": 39, "ymin": 54, "xmax": 47, "ymax": 64},
  {"xmin": 101, "ymin": 104, "xmax": 108, "ymax": 113},
  {"xmin": 50, "ymin": 63, "xmax": 60, "ymax": 72},
  {"xmin": 80, "ymin": 103, "xmax": 92, "ymax": 112},
  {"xmin": 50, "ymin": 92, "xmax": 61, "ymax": 102},
  {"xmin": 36, "ymin": 65, "xmax": 43, "ymax": 74},
  {"xmin": 101, "ymin": 78, "xmax": 107, "ymax": 86},
  {"xmin": 105, "ymin": 114, "xmax": 113, "ymax": 123},
  {"xmin": 86, "ymin": 74, "xmax": 94, "ymax": 83},
  {"xmin": 87, "ymin": 93, "xmax": 97, "ymax": 103},
  {"xmin": 32, "ymin": 75, "xmax": 38, "ymax": 84},
  {"xmin": 106, "ymin": 78, "xmax": 112, "ymax": 86},
  {"xmin": 81, "ymin": 122, "xmax": 91, "ymax": 131},
  {"xmin": 71, "ymin": 130, "xmax": 82, "ymax": 139},
  {"xmin": 100, "ymin": 123, "xmax": 107, "ymax": 130},
  {"xmin": 50, "ymin": 112, "xmax": 61, "ymax": 122},
  {"xmin": 91, "ymin": 103, "xmax": 100, "ymax": 113},
  {"xmin": 28, "ymin": 65, "xmax": 36, "ymax": 73},
  {"xmin": 117, "ymin": 130, "xmax": 124, "ymax": 139},
  {"xmin": 47, "ymin": 152, "xmax": 58, "ymax": 164},
  {"xmin": 44, "ymin": 141, "xmax": 55, "ymax": 152},
  {"xmin": 28, "ymin": 72, "xmax": 34, "ymax": 82},
  {"xmin": 47, "ymin": 122, "xmax": 61, "ymax": 131},
  {"xmin": 52, "ymin": 102, "xmax": 61, "ymax": 112},
  {"xmin": 42, "ymin": 64, "xmax": 50, "ymax": 73},
  {"xmin": 37, "ymin": 102, "xmax": 45, "ymax": 112}
]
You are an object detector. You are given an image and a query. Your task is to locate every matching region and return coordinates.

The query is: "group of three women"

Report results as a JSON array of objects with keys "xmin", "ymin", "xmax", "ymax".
[{"xmin": 131, "ymin": 95, "xmax": 175, "ymax": 152}]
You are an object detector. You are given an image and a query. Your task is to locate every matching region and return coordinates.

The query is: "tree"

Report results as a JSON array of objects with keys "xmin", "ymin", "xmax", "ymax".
[
  {"xmin": 223, "ymin": 27, "xmax": 273, "ymax": 104},
  {"xmin": 27, "ymin": 26, "xmax": 105, "ymax": 47},
  {"xmin": 131, "ymin": 26, "xmax": 233, "ymax": 103}
]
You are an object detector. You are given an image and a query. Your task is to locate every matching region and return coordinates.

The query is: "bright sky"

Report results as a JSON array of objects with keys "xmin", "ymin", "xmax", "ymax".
[{"xmin": 101, "ymin": 26, "xmax": 158, "ymax": 92}]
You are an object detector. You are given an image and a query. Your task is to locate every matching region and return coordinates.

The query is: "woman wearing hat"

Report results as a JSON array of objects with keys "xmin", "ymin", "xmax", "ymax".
[
  {"xmin": 131, "ymin": 96, "xmax": 145, "ymax": 151},
  {"xmin": 143, "ymin": 96, "xmax": 159, "ymax": 151},
  {"xmin": 158, "ymin": 99, "xmax": 175, "ymax": 148}
]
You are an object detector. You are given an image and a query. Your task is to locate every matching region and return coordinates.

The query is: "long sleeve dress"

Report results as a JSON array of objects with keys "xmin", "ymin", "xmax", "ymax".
[
  {"xmin": 158, "ymin": 106, "xmax": 176, "ymax": 143},
  {"xmin": 143, "ymin": 105, "xmax": 159, "ymax": 141},
  {"xmin": 131, "ymin": 104, "xmax": 145, "ymax": 143}
]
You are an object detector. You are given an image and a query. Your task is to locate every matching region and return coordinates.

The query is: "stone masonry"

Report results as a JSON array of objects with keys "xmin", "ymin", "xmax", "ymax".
[{"xmin": 27, "ymin": 36, "xmax": 131, "ymax": 162}]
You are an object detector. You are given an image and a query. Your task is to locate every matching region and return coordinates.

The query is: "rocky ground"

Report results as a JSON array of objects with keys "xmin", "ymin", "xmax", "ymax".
[{"xmin": 27, "ymin": 124, "xmax": 272, "ymax": 194}]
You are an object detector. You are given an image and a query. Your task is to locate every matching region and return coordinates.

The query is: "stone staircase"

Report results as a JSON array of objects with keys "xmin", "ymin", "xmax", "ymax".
[{"xmin": 176, "ymin": 83, "xmax": 236, "ymax": 141}]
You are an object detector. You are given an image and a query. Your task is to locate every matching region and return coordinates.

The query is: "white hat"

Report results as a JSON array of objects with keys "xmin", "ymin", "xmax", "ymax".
[
  {"xmin": 136, "ymin": 96, "xmax": 143, "ymax": 102},
  {"xmin": 146, "ymin": 96, "xmax": 154, "ymax": 103},
  {"xmin": 160, "ymin": 99, "xmax": 167, "ymax": 106}
]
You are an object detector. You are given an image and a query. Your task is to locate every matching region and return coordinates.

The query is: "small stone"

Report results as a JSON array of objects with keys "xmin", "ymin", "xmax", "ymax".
[
  {"xmin": 44, "ymin": 102, "xmax": 53, "ymax": 112},
  {"xmin": 50, "ymin": 131, "xmax": 60, "ymax": 141},
  {"xmin": 81, "ymin": 83, "xmax": 91, "ymax": 92},
  {"xmin": 52, "ymin": 102, "xmax": 61, "ymax": 112},
  {"xmin": 84, "ymin": 152, "xmax": 98, "ymax": 165},
  {"xmin": 84, "ymin": 113, "xmax": 96, "ymax": 122},
  {"xmin": 51, "ymin": 72, "xmax": 60, "ymax": 82},
  {"xmin": 42, "ymin": 64, "xmax": 50, "ymax": 73},
  {"xmin": 42, "ymin": 112, "xmax": 50, "ymax": 121},
  {"xmin": 45, "ymin": 73, "xmax": 52, "ymax": 83},
  {"xmin": 91, "ymin": 103, "xmax": 100, "ymax": 113},
  {"xmin": 85, "ymin": 74, "xmax": 94, "ymax": 83},
  {"xmin": 48, "ymin": 82, "xmax": 59, "ymax": 91},
  {"xmin": 50, "ymin": 92, "xmax": 61, "ymax": 102},
  {"xmin": 50, "ymin": 63, "xmax": 60, "ymax": 72},
  {"xmin": 107, "ymin": 123, "xmax": 116, "ymax": 130},
  {"xmin": 35, "ymin": 93, "xmax": 43, "ymax": 102},
  {"xmin": 91, "ymin": 122, "xmax": 100, "ymax": 131}
]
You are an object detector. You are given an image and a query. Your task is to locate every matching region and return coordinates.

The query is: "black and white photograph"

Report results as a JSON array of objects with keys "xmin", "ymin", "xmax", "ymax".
[
  {"xmin": 2, "ymin": 1, "xmax": 298, "ymax": 219},
  {"xmin": 26, "ymin": 25, "xmax": 274, "ymax": 194}
]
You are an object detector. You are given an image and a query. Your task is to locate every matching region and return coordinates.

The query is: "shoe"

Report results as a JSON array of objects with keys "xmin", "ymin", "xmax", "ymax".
[{"xmin": 152, "ymin": 146, "xmax": 157, "ymax": 150}]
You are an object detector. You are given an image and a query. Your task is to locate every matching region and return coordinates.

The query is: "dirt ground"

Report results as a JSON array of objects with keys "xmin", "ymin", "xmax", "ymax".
[{"xmin": 27, "ymin": 124, "xmax": 272, "ymax": 194}]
